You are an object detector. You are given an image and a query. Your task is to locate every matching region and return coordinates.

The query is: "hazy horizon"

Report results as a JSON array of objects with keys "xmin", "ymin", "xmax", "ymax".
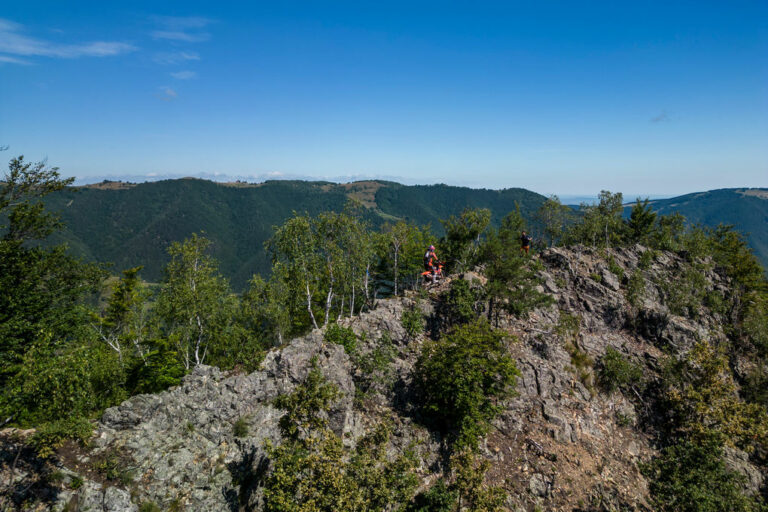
[{"xmin": 68, "ymin": 171, "xmax": 768, "ymax": 205}]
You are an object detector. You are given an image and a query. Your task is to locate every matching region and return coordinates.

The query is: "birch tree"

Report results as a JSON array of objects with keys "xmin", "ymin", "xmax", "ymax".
[
  {"xmin": 267, "ymin": 214, "xmax": 321, "ymax": 329},
  {"xmin": 535, "ymin": 195, "xmax": 573, "ymax": 247},
  {"xmin": 157, "ymin": 233, "xmax": 231, "ymax": 369},
  {"xmin": 91, "ymin": 266, "xmax": 150, "ymax": 364}
]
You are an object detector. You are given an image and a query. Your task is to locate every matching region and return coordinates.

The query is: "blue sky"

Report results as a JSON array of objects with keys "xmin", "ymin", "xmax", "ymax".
[{"xmin": 1, "ymin": 1, "xmax": 766, "ymax": 196}]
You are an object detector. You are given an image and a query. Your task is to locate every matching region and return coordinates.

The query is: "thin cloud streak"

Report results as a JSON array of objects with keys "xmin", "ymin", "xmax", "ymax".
[
  {"xmin": 650, "ymin": 111, "xmax": 670, "ymax": 123},
  {"xmin": 0, "ymin": 18, "xmax": 135, "ymax": 60},
  {"xmin": 151, "ymin": 30, "xmax": 209, "ymax": 43},
  {"xmin": 150, "ymin": 16, "xmax": 213, "ymax": 43},
  {"xmin": 0, "ymin": 54, "xmax": 31, "ymax": 65},
  {"xmin": 170, "ymin": 70, "xmax": 196, "ymax": 79},
  {"xmin": 157, "ymin": 87, "xmax": 178, "ymax": 101},
  {"xmin": 152, "ymin": 16, "xmax": 212, "ymax": 30},
  {"xmin": 153, "ymin": 51, "xmax": 200, "ymax": 65}
]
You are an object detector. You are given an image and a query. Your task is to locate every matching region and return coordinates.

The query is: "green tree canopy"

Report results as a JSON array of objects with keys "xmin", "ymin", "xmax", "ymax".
[
  {"xmin": 157, "ymin": 233, "xmax": 234, "ymax": 369},
  {"xmin": 482, "ymin": 210, "xmax": 553, "ymax": 323},
  {"xmin": 416, "ymin": 320, "xmax": 519, "ymax": 447},
  {"xmin": 441, "ymin": 208, "xmax": 491, "ymax": 273},
  {"xmin": 626, "ymin": 198, "xmax": 657, "ymax": 245}
]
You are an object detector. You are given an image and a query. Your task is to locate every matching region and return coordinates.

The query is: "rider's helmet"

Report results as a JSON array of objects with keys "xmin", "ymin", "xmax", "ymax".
[{"xmin": 429, "ymin": 245, "xmax": 435, "ymax": 251}]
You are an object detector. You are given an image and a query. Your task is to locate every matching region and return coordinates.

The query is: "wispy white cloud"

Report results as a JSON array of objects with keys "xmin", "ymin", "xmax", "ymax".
[
  {"xmin": 157, "ymin": 87, "xmax": 178, "ymax": 101},
  {"xmin": 0, "ymin": 18, "xmax": 136, "ymax": 61},
  {"xmin": 152, "ymin": 16, "xmax": 212, "ymax": 30},
  {"xmin": 152, "ymin": 30, "xmax": 209, "ymax": 43},
  {"xmin": 0, "ymin": 54, "xmax": 30, "ymax": 65},
  {"xmin": 170, "ymin": 70, "xmax": 196, "ymax": 79},
  {"xmin": 153, "ymin": 50, "xmax": 199, "ymax": 65},
  {"xmin": 151, "ymin": 16, "xmax": 212, "ymax": 43}
]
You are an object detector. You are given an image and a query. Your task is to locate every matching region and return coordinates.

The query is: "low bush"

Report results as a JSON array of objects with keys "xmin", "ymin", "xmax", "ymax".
[
  {"xmin": 31, "ymin": 416, "xmax": 94, "ymax": 458},
  {"xmin": 662, "ymin": 340, "xmax": 768, "ymax": 452},
  {"xmin": 406, "ymin": 449, "xmax": 507, "ymax": 512},
  {"xmin": 401, "ymin": 306, "xmax": 425, "ymax": 340},
  {"xmin": 263, "ymin": 367, "xmax": 419, "ymax": 511},
  {"xmin": 641, "ymin": 439, "xmax": 766, "ymax": 512},
  {"xmin": 442, "ymin": 279, "xmax": 482, "ymax": 327},
  {"xmin": 416, "ymin": 319, "xmax": 519, "ymax": 447},
  {"xmin": 353, "ymin": 333, "xmax": 397, "ymax": 401},
  {"xmin": 233, "ymin": 417, "xmax": 249, "ymax": 438},
  {"xmin": 625, "ymin": 270, "xmax": 645, "ymax": 309},
  {"xmin": 598, "ymin": 347, "xmax": 643, "ymax": 393},
  {"xmin": 607, "ymin": 254, "xmax": 625, "ymax": 282},
  {"xmin": 324, "ymin": 323, "xmax": 357, "ymax": 355}
]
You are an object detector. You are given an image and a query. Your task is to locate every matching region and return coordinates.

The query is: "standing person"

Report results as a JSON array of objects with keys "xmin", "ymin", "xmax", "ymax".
[
  {"xmin": 520, "ymin": 231, "xmax": 532, "ymax": 255},
  {"xmin": 423, "ymin": 245, "xmax": 439, "ymax": 282}
]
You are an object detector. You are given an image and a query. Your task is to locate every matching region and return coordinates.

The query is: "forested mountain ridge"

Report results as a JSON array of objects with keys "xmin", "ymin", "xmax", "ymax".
[
  {"xmin": 624, "ymin": 188, "xmax": 768, "ymax": 271},
  {"xmin": 44, "ymin": 178, "xmax": 546, "ymax": 287}
]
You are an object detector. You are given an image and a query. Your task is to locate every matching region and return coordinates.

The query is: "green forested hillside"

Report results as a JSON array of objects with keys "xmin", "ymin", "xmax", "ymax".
[
  {"xmin": 624, "ymin": 188, "xmax": 768, "ymax": 270},
  {"xmin": 44, "ymin": 179, "xmax": 545, "ymax": 288}
]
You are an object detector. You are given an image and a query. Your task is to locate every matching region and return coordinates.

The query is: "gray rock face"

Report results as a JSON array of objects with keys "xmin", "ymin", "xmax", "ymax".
[
  {"xmin": 529, "ymin": 473, "xmax": 551, "ymax": 497},
  {"xmin": 57, "ymin": 333, "xmax": 357, "ymax": 511},
  {"xmin": 75, "ymin": 483, "xmax": 137, "ymax": 512}
]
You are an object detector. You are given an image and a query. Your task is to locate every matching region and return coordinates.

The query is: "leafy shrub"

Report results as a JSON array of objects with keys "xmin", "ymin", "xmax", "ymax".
[
  {"xmin": 638, "ymin": 249, "xmax": 654, "ymax": 270},
  {"xmin": 607, "ymin": 254, "xmax": 625, "ymax": 282},
  {"xmin": 31, "ymin": 416, "xmax": 94, "ymax": 458},
  {"xmin": 663, "ymin": 340, "xmax": 768, "ymax": 451},
  {"xmin": 407, "ymin": 450, "xmax": 507, "ymax": 512},
  {"xmin": 704, "ymin": 289, "xmax": 728, "ymax": 316},
  {"xmin": 93, "ymin": 446, "xmax": 134, "ymax": 485},
  {"xmin": 555, "ymin": 312, "xmax": 580, "ymax": 341},
  {"xmin": 401, "ymin": 306, "xmax": 425, "ymax": 339},
  {"xmin": 442, "ymin": 279, "xmax": 482, "ymax": 327},
  {"xmin": 416, "ymin": 320, "xmax": 519, "ymax": 447},
  {"xmin": 659, "ymin": 263, "xmax": 707, "ymax": 317},
  {"xmin": 641, "ymin": 439, "xmax": 766, "ymax": 512},
  {"xmin": 615, "ymin": 411, "xmax": 633, "ymax": 427},
  {"xmin": 743, "ymin": 293, "xmax": 768, "ymax": 357},
  {"xmin": 324, "ymin": 323, "xmax": 357, "ymax": 355},
  {"xmin": 564, "ymin": 342, "xmax": 594, "ymax": 390},
  {"xmin": 742, "ymin": 363, "xmax": 768, "ymax": 408},
  {"xmin": 70, "ymin": 476, "xmax": 84, "ymax": 489},
  {"xmin": 451, "ymin": 449, "xmax": 507, "ymax": 512},
  {"xmin": 556, "ymin": 312, "xmax": 594, "ymax": 389},
  {"xmin": 273, "ymin": 360, "xmax": 340, "ymax": 440},
  {"xmin": 139, "ymin": 502, "xmax": 162, "ymax": 512},
  {"xmin": 408, "ymin": 479, "xmax": 455, "ymax": 512},
  {"xmin": 352, "ymin": 333, "xmax": 397, "ymax": 401},
  {"xmin": 589, "ymin": 273, "xmax": 602, "ymax": 283},
  {"xmin": 625, "ymin": 270, "xmax": 645, "ymax": 309},
  {"xmin": 263, "ymin": 368, "xmax": 419, "ymax": 511},
  {"xmin": 2, "ymin": 338, "xmax": 126, "ymax": 427},
  {"xmin": 126, "ymin": 339, "xmax": 186, "ymax": 395},
  {"xmin": 233, "ymin": 417, "xmax": 249, "ymax": 438},
  {"xmin": 598, "ymin": 347, "xmax": 643, "ymax": 393}
]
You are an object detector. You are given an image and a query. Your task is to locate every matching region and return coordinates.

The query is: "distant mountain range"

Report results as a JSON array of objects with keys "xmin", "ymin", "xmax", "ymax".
[
  {"xmin": 43, "ymin": 181, "xmax": 767, "ymax": 288},
  {"xmin": 45, "ymin": 179, "xmax": 546, "ymax": 289},
  {"xmin": 628, "ymin": 188, "xmax": 768, "ymax": 271}
]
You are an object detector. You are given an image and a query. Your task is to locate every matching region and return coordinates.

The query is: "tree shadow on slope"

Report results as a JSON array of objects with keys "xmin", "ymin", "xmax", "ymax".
[{"xmin": 225, "ymin": 446, "xmax": 268, "ymax": 512}]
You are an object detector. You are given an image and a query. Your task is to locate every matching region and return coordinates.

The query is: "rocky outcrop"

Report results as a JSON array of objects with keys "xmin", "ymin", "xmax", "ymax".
[{"xmin": 4, "ymin": 245, "xmax": 762, "ymax": 511}]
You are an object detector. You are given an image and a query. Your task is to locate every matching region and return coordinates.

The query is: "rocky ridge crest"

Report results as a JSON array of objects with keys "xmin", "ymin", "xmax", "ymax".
[{"xmin": 2, "ymin": 245, "xmax": 763, "ymax": 511}]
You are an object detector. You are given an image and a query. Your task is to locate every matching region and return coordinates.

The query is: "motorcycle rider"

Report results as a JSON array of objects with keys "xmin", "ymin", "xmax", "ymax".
[{"xmin": 423, "ymin": 245, "xmax": 440, "ymax": 282}]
